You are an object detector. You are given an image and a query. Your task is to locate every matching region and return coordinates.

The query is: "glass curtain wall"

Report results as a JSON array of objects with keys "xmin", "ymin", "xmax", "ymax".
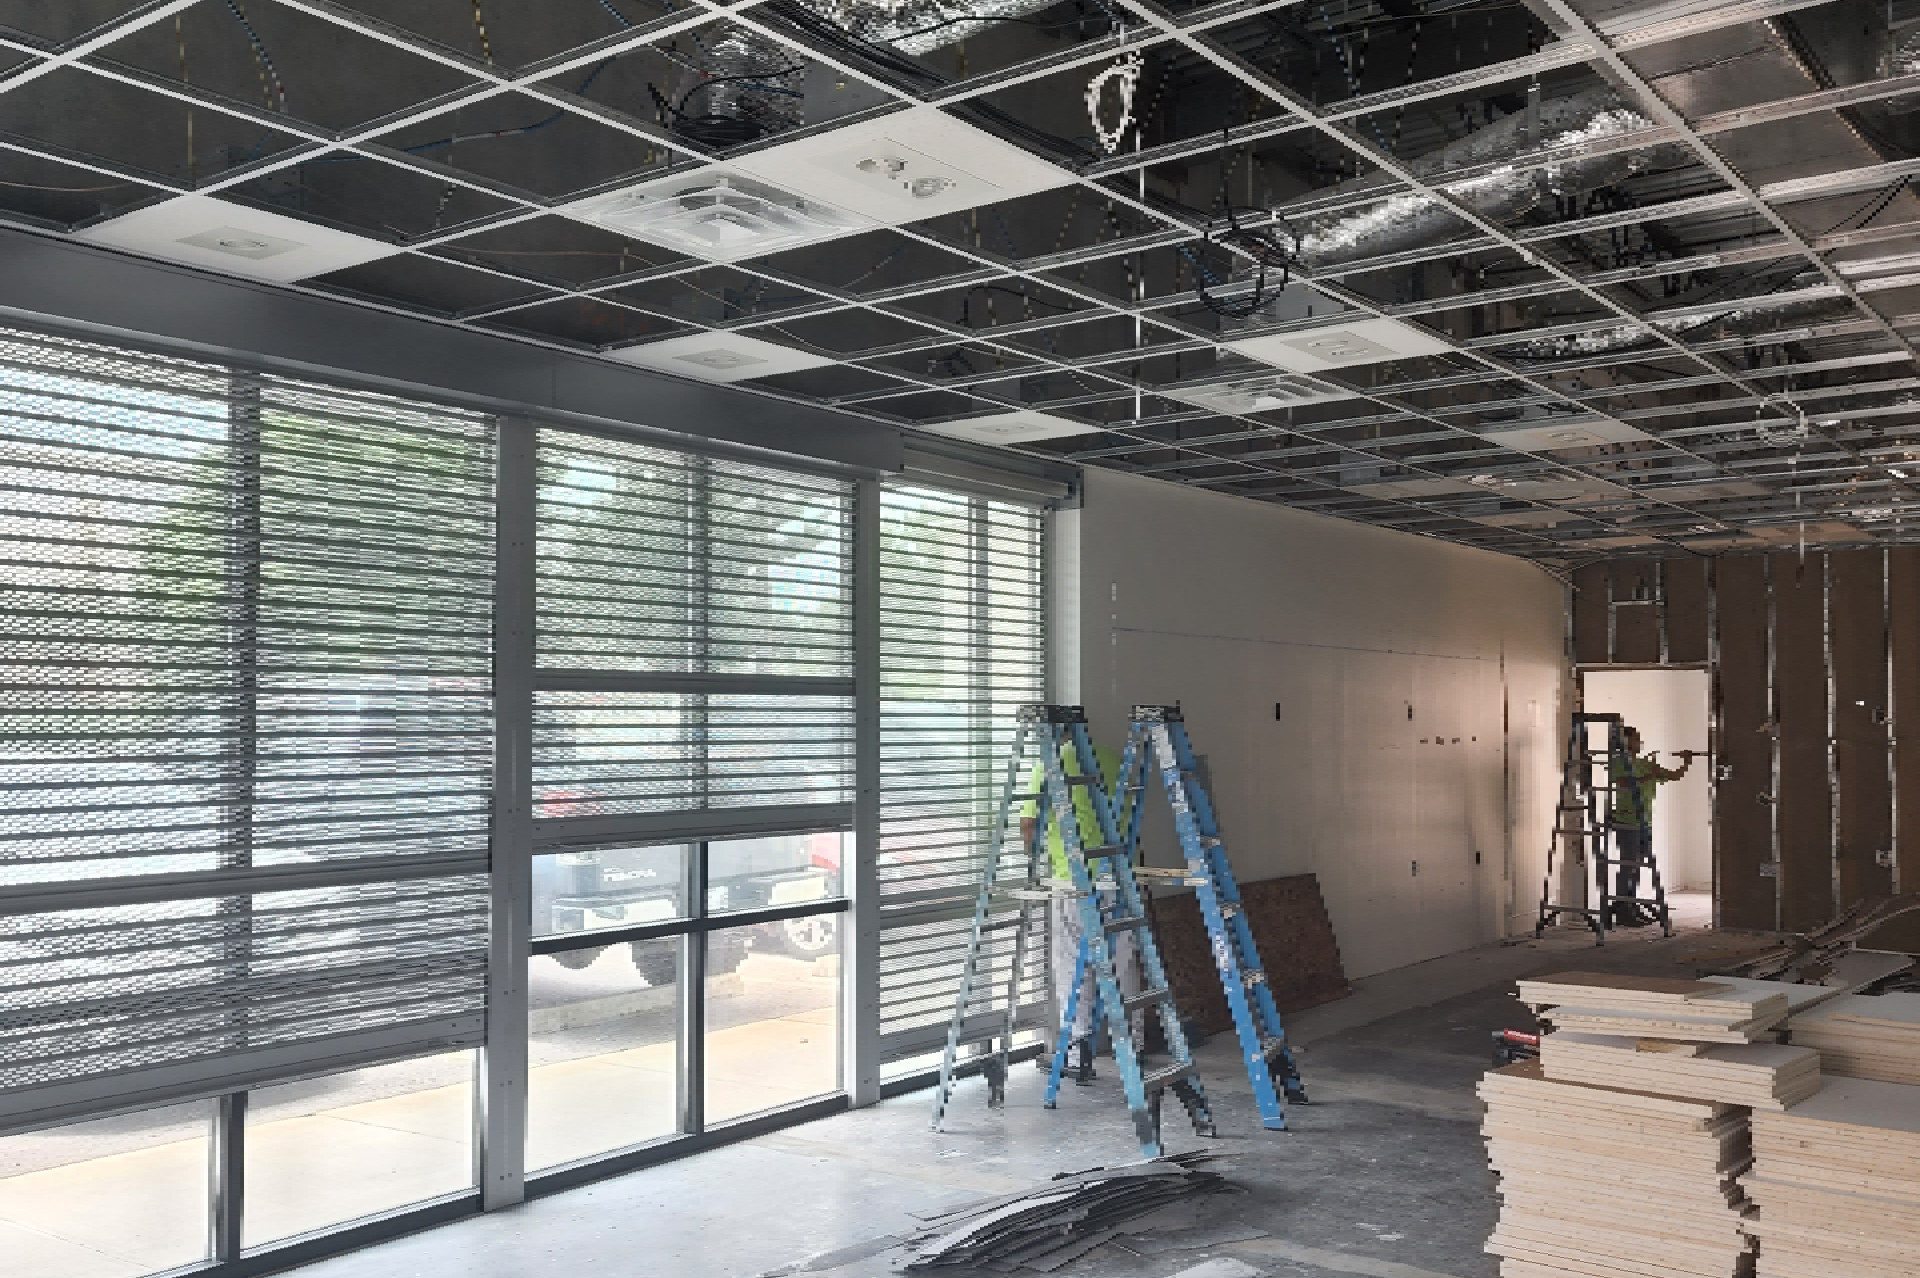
[{"xmin": 0, "ymin": 326, "xmax": 1050, "ymax": 1278}]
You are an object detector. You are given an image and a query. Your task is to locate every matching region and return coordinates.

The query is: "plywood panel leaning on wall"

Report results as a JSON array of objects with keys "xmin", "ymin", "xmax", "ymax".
[{"xmin": 1573, "ymin": 561, "xmax": 1608, "ymax": 665}]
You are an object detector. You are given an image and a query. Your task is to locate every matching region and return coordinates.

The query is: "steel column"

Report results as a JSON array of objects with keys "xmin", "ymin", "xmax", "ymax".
[{"xmin": 479, "ymin": 416, "xmax": 536, "ymax": 1211}]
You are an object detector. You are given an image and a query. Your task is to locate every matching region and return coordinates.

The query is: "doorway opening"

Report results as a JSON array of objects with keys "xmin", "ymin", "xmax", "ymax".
[{"xmin": 1581, "ymin": 669, "xmax": 1714, "ymax": 927}]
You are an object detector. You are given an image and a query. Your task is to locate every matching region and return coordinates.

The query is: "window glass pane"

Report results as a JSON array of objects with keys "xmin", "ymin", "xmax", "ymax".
[
  {"xmin": 527, "ymin": 946, "xmax": 680, "ymax": 1170},
  {"xmin": 0, "ymin": 1101, "xmax": 211, "ymax": 1278},
  {"xmin": 704, "ymin": 916, "xmax": 840, "ymax": 1124},
  {"xmin": 243, "ymin": 1052, "xmax": 474, "ymax": 1247},
  {"xmin": 706, "ymin": 832, "xmax": 845, "ymax": 918},
  {"xmin": 531, "ymin": 845, "xmax": 689, "ymax": 939}
]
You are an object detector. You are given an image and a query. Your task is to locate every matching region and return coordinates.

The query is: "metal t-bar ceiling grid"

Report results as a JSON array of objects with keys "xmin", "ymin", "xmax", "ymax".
[{"xmin": 3, "ymin": 0, "xmax": 1920, "ymax": 562}]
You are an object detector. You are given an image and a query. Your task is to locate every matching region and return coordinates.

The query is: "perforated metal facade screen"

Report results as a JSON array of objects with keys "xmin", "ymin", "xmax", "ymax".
[
  {"xmin": 531, "ymin": 432, "xmax": 856, "ymax": 844},
  {"xmin": 0, "ymin": 327, "xmax": 494, "ymax": 1123},
  {"xmin": 876, "ymin": 487, "xmax": 1048, "ymax": 1065}
]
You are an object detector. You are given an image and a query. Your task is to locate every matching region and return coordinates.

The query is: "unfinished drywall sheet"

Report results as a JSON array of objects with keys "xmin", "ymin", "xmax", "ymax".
[
  {"xmin": 1830, "ymin": 549, "xmax": 1893, "ymax": 908},
  {"xmin": 1071, "ymin": 468, "xmax": 1566, "ymax": 979},
  {"xmin": 1774, "ymin": 556, "xmax": 1832, "ymax": 934},
  {"xmin": 1714, "ymin": 555, "xmax": 1775, "ymax": 930}
]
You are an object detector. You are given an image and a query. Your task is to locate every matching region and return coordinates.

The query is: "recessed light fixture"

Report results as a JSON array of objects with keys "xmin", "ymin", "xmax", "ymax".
[
  {"xmin": 565, "ymin": 171, "xmax": 870, "ymax": 262},
  {"xmin": 75, "ymin": 194, "xmax": 402, "ymax": 282},
  {"xmin": 1226, "ymin": 316, "xmax": 1454, "ymax": 372},
  {"xmin": 918, "ymin": 409, "xmax": 1101, "ymax": 444},
  {"xmin": 730, "ymin": 107, "xmax": 1075, "ymax": 225},
  {"xmin": 175, "ymin": 227, "xmax": 302, "ymax": 260},
  {"xmin": 1476, "ymin": 418, "xmax": 1651, "ymax": 450},
  {"xmin": 604, "ymin": 331, "xmax": 837, "ymax": 383},
  {"xmin": 1160, "ymin": 369, "xmax": 1354, "ymax": 414}
]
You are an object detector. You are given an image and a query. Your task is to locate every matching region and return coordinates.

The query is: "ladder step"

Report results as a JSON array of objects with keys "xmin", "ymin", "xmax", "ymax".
[
  {"xmin": 1081, "ymin": 845, "xmax": 1121, "ymax": 858},
  {"xmin": 1066, "ymin": 775, "xmax": 1100, "ymax": 787},
  {"xmin": 1142, "ymin": 1061, "xmax": 1196, "ymax": 1089},
  {"xmin": 1103, "ymin": 914, "xmax": 1147, "ymax": 934},
  {"xmin": 1122, "ymin": 987, "xmax": 1170, "ymax": 1013}
]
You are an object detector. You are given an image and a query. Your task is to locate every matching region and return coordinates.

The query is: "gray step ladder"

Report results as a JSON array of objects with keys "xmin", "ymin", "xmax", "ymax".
[{"xmin": 1535, "ymin": 711, "xmax": 1673, "ymax": 944}]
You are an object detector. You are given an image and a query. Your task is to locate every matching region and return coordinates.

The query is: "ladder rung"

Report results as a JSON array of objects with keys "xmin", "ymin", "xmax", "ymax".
[
  {"xmin": 1122, "ymin": 987, "xmax": 1170, "ymax": 1013},
  {"xmin": 1142, "ymin": 1061, "xmax": 1195, "ymax": 1089},
  {"xmin": 1081, "ymin": 845, "xmax": 1121, "ymax": 858},
  {"xmin": 1103, "ymin": 915, "xmax": 1147, "ymax": 934},
  {"xmin": 1013, "ymin": 792, "xmax": 1044, "ymax": 802},
  {"xmin": 1066, "ymin": 775, "xmax": 1099, "ymax": 787}
]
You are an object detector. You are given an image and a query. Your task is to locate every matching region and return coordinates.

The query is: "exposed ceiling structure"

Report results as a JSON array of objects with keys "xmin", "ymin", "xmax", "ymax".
[{"xmin": 7, "ymin": 0, "xmax": 1920, "ymax": 563}]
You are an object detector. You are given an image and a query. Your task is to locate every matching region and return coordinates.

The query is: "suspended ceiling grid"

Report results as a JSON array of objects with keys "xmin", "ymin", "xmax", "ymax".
[{"xmin": 5, "ymin": 0, "xmax": 1920, "ymax": 562}]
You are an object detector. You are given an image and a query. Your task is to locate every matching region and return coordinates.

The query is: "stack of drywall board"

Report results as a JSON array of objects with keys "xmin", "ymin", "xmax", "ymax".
[
  {"xmin": 1481, "ymin": 1061, "xmax": 1755, "ymax": 1278},
  {"xmin": 1786, "ymin": 992, "xmax": 1920, "ymax": 1086},
  {"xmin": 1517, "ymin": 972, "xmax": 1793, "ymax": 1043},
  {"xmin": 1741, "ymin": 1076, "xmax": 1920, "ymax": 1278},
  {"xmin": 1540, "ymin": 1032, "xmax": 1823, "ymax": 1110}
]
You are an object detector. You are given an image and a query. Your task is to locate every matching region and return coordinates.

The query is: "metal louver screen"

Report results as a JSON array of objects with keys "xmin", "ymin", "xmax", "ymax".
[
  {"xmin": 537, "ymin": 433, "xmax": 853, "ymax": 678},
  {"xmin": 877, "ymin": 486, "xmax": 1047, "ymax": 1065},
  {"xmin": 0, "ymin": 326, "xmax": 494, "ymax": 1128},
  {"xmin": 533, "ymin": 430, "xmax": 856, "ymax": 846}
]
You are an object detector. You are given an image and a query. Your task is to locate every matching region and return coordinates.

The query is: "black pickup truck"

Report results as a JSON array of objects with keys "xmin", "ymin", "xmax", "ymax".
[{"xmin": 531, "ymin": 832, "xmax": 841, "ymax": 984}]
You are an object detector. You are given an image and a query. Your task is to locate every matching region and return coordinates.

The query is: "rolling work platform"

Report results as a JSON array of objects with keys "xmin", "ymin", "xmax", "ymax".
[
  {"xmin": 1535, "ymin": 710, "xmax": 1673, "ymax": 945},
  {"xmin": 930, "ymin": 705, "xmax": 1214, "ymax": 1159}
]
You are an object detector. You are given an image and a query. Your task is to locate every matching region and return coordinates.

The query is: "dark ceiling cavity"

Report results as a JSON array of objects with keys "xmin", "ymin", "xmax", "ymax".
[{"xmin": 3, "ymin": 0, "xmax": 1920, "ymax": 562}]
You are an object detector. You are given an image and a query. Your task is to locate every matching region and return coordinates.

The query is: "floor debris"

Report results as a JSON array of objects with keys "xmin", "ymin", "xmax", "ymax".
[{"xmin": 889, "ymin": 1151, "xmax": 1233, "ymax": 1271}]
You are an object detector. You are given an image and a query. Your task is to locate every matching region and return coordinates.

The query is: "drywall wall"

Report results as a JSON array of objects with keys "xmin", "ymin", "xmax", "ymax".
[
  {"xmin": 1582, "ymin": 669, "xmax": 1714, "ymax": 892},
  {"xmin": 1058, "ymin": 468, "xmax": 1568, "ymax": 979}
]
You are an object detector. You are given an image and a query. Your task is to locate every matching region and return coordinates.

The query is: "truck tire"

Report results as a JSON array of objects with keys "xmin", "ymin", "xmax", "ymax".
[
  {"xmin": 631, "ymin": 944, "xmax": 677, "ymax": 987},
  {"xmin": 548, "ymin": 947, "xmax": 602, "ymax": 971},
  {"xmin": 770, "ymin": 912, "xmax": 837, "ymax": 959}
]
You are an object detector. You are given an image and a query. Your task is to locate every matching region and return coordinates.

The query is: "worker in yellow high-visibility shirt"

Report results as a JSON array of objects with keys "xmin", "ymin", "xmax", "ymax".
[
  {"xmin": 1020, "ymin": 738, "xmax": 1141, "ymax": 1083},
  {"xmin": 1608, "ymin": 725, "xmax": 1692, "ymax": 928}
]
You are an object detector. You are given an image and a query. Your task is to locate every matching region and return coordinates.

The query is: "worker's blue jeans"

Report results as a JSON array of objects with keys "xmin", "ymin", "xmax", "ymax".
[{"xmin": 1614, "ymin": 825, "xmax": 1652, "ymax": 899}]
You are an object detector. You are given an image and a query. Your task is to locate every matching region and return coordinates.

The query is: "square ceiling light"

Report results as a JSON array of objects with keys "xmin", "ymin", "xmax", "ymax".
[
  {"xmin": 1477, "ymin": 418, "xmax": 1652, "ymax": 450},
  {"xmin": 730, "ymin": 107, "xmax": 1075, "ymax": 225},
  {"xmin": 1162, "ymin": 369, "xmax": 1355, "ymax": 415},
  {"xmin": 75, "ymin": 194, "xmax": 403, "ymax": 283},
  {"xmin": 918, "ymin": 409, "xmax": 1100, "ymax": 444},
  {"xmin": 1226, "ymin": 315, "xmax": 1454, "ymax": 372},
  {"xmin": 565, "ymin": 170, "xmax": 870, "ymax": 263},
  {"xmin": 604, "ymin": 331, "xmax": 836, "ymax": 383},
  {"xmin": 1343, "ymin": 476, "xmax": 1482, "ymax": 499}
]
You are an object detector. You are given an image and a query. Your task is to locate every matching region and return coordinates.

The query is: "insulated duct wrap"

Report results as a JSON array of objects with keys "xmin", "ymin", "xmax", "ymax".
[
  {"xmin": 1280, "ymin": 87, "xmax": 1689, "ymax": 272},
  {"xmin": 675, "ymin": 26, "xmax": 805, "ymax": 142},
  {"xmin": 803, "ymin": 0, "xmax": 1067, "ymax": 55}
]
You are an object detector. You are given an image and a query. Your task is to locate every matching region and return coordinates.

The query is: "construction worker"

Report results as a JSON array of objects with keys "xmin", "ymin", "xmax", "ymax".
[
  {"xmin": 1608, "ymin": 725, "xmax": 1692, "ymax": 927},
  {"xmin": 1020, "ymin": 737, "xmax": 1141, "ymax": 1083}
]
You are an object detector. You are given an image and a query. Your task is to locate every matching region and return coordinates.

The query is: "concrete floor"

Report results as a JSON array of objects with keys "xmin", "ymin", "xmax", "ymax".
[{"xmin": 272, "ymin": 892, "xmax": 1772, "ymax": 1278}]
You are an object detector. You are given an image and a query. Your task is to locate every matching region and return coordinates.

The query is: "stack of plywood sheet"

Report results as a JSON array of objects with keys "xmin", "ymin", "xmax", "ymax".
[
  {"xmin": 1540, "ymin": 1032, "xmax": 1823, "ymax": 1110},
  {"xmin": 1480, "ymin": 1061, "xmax": 1755, "ymax": 1278},
  {"xmin": 1741, "ymin": 1076, "xmax": 1920, "ymax": 1278},
  {"xmin": 1786, "ymin": 992, "xmax": 1920, "ymax": 1086},
  {"xmin": 1517, "ymin": 972, "xmax": 1792, "ymax": 1043}
]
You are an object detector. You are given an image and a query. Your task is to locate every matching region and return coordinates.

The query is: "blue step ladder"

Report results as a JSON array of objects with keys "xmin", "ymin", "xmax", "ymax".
[
  {"xmin": 932, "ymin": 705, "xmax": 1215, "ymax": 1158},
  {"xmin": 1095, "ymin": 704, "xmax": 1309, "ymax": 1131}
]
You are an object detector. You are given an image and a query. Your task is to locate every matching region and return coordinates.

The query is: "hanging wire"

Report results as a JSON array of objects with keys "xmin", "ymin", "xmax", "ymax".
[{"xmin": 225, "ymin": 1, "xmax": 286, "ymax": 112}]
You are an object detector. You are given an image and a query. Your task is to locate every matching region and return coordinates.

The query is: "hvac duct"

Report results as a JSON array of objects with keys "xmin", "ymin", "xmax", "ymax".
[
  {"xmin": 802, "ymin": 0, "xmax": 1068, "ymax": 56},
  {"xmin": 1275, "ymin": 86, "xmax": 1689, "ymax": 272}
]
